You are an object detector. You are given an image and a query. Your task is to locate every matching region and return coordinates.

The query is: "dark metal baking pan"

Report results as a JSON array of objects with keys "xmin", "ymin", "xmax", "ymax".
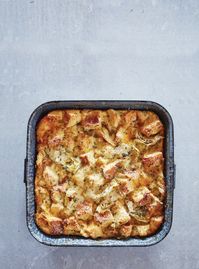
[{"xmin": 25, "ymin": 100, "xmax": 175, "ymax": 246}]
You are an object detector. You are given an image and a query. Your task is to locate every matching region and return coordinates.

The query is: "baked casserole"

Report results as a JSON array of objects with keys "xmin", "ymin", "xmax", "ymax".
[{"xmin": 35, "ymin": 109, "xmax": 165, "ymax": 238}]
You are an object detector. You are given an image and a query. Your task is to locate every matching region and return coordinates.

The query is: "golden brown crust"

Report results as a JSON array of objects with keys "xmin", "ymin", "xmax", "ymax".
[{"xmin": 35, "ymin": 109, "xmax": 165, "ymax": 238}]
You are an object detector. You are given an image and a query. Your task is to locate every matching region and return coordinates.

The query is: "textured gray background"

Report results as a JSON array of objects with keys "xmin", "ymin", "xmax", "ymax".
[{"xmin": 0, "ymin": 0, "xmax": 199, "ymax": 268}]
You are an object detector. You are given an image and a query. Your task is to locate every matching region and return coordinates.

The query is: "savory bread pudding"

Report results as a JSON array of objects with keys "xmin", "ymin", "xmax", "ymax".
[{"xmin": 35, "ymin": 109, "xmax": 165, "ymax": 238}]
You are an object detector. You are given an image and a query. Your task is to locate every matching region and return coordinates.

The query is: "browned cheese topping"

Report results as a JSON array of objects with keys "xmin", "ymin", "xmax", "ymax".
[{"xmin": 35, "ymin": 109, "xmax": 165, "ymax": 238}]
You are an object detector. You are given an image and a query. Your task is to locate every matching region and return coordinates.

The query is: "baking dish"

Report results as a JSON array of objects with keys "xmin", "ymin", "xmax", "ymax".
[{"xmin": 24, "ymin": 100, "xmax": 175, "ymax": 246}]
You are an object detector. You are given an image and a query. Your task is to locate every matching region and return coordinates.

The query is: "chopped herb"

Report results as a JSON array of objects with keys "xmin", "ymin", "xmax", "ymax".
[{"xmin": 122, "ymin": 153, "xmax": 129, "ymax": 157}]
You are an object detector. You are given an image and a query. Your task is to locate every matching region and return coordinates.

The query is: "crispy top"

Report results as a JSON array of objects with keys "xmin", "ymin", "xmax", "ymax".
[{"xmin": 35, "ymin": 109, "xmax": 165, "ymax": 238}]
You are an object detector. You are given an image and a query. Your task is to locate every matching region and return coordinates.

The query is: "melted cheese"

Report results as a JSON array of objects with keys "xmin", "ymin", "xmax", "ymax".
[
  {"xmin": 136, "ymin": 225, "xmax": 150, "ymax": 236},
  {"xmin": 89, "ymin": 173, "xmax": 104, "ymax": 187},
  {"xmin": 65, "ymin": 157, "xmax": 81, "ymax": 173},
  {"xmin": 47, "ymin": 148, "xmax": 70, "ymax": 165},
  {"xmin": 73, "ymin": 167, "xmax": 89, "ymax": 187},
  {"xmin": 114, "ymin": 203, "xmax": 131, "ymax": 226},
  {"xmin": 43, "ymin": 166, "xmax": 59, "ymax": 185},
  {"xmin": 132, "ymin": 187, "xmax": 150, "ymax": 203},
  {"xmin": 80, "ymin": 151, "xmax": 96, "ymax": 166}
]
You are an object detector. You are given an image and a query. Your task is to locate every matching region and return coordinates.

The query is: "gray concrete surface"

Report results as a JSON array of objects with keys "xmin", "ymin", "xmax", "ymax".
[{"xmin": 0, "ymin": 0, "xmax": 199, "ymax": 268}]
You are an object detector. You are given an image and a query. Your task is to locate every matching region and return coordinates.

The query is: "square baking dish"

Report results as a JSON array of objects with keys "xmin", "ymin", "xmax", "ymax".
[{"xmin": 24, "ymin": 100, "xmax": 175, "ymax": 246}]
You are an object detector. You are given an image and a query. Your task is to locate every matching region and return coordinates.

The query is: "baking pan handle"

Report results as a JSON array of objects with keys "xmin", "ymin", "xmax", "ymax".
[
  {"xmin": 170, "ymin": 162, "xmax": 176, "ymax": 189},
  {"xmin": 173, "ymin": 164, "xmax": 176, "ymax": 189},
  {"xmin": 24, "ymin": 158, "xmax": 27, "ymax": 185}
]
